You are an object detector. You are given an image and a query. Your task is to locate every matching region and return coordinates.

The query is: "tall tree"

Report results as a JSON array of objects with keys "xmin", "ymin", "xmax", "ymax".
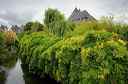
[
  {"xmin": 44, "ymin": 8, "xmax": 64, "ymax": 29},
  {"xmin": 44, "ymin": 8, "xmax": 71, "ymax": 37},
  {"xmin": 31, "ymin": 22, "xmax": 44, "ymax": 32},
  {"xmin": 23, "ymin": 21, "xmax": 44, "ymax": 32},
  {"xmin": 23, "ymin": 22, "xmax": 33, "ymax": 31}
]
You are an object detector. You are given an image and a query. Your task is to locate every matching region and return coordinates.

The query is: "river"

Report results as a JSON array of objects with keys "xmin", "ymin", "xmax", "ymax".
[
  {"xmin": 0, "ymin": 58, "xmax": 59, "ymax": 84},
  {"xmin": 5, "ymin": 60, "xmax": 25, "ymax": 84}
]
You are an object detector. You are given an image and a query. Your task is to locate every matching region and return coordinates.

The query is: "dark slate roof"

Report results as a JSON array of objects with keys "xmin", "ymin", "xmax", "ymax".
[{"xmin": 69, "ymin": 8, "xmax": 96, "ymax": 22}]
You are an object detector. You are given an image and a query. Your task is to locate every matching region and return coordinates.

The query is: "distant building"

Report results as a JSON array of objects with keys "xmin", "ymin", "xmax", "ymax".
[
  {"xmin": 69, "ymin": 8, "xmax": 96, "ymax": 22},
  {"xmin": 11, "ymin": 25, "xmax": 23, "ymax": 33},
  {"xmin": 0, "ymin": 25, "xmax": 8, "ymax": 32},
  {"xmin": 0, "ymin": 24, "xmax": 23, "ymax": 33}
]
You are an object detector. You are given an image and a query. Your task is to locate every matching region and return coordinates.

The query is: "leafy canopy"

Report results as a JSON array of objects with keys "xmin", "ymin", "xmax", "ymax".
[{"xmin": 23, "ymin": 21, "xmax": 44, "ymax": 32}]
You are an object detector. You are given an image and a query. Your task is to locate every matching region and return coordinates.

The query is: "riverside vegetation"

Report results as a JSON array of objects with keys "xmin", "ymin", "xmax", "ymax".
[
  {"xmin": 0, "ymin": 8, "xmax": 128, "ymax": 84},
  {"xmin": 0, "ymin": 31, "xmax": 17, "ymax": 84}
]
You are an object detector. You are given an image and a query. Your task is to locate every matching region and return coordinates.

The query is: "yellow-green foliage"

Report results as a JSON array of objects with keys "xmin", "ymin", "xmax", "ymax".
[
  {"xmin": 18, "ymin": 32, "xmax": 60, "ymax": 64},
  {"xmin": 17, "ymin": 21, "xmax": 128, "ymax": 84},
  {"xmin": 4, "ymin": 31, "xmax": 16, "ymax": 46},
  {"xmin": 0, "ymin": 32, "xmax": 17, "ymax": 69},
  {"xmin": 0, "ymin": 32, "xmax": 4, "ymax": 47}
]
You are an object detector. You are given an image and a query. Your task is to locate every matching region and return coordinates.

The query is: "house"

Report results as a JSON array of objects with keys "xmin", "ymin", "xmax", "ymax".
[
  {"xmin": 0, "ymin": 24, "xmax": 22, "ymax": 33},
  {"xmin": 0, "ymin": 25, "xmax": 8, "ymax": 32},
  {"xmin": 69, "ymin": 8, "xmax": 96, "ymax": 22}
]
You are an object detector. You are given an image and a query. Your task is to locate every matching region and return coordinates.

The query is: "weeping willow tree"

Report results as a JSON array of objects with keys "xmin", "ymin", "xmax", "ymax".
[{"xmin": 44, "ymin": 8, "xmax": 73, "ymax": 38}]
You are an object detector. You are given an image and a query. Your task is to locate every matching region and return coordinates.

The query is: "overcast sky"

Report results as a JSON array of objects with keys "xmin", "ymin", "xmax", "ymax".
[{"xmin": 0, "ymin": 0, "xmax": 128, "ymax": 25}]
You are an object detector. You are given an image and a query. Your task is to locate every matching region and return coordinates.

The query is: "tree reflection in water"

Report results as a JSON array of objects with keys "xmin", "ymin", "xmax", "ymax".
[
  {"xmin": 0, "ymin": 49, "xmax": 60, "ymax": 84},
  {"xmin": 0, "ymin": 67, "xmax": 6, "ymax": 84},
  {"xmin": 21, "ymin": 64, "xmax": 61, "ymax": 84},
  {"xmin": 0, "ymin": 48, "xmax": 17, "ymax": 84}
]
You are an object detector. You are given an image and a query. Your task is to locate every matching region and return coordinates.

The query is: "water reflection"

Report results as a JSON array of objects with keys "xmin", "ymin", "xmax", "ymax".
[
  {"xmin": 5, "ymin": 60, "xmax": 24, "ymax": 84},
  {"xmin": 21, "ymin": 64, "xmax": 60, "ymax": 84},
  {"xmin": 0, "ymin": 66, "xmax": 6, "ymax": 84},
  {"xmin": 0, "ymin": 49, "xmax": 17, "ymax": 84},
  {"xmin": 0, "ymin": 50, "xmax": 60, "ymax": 84}
]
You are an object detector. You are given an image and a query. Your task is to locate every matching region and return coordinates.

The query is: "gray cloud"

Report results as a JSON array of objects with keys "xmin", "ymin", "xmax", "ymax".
[
  {"xmin": 0, "ymin": 10, "xmax": 35, "ymax": 25},
  {"xmin": 0, "ymin": 0, "xmax": 128, "ymax": 25}
]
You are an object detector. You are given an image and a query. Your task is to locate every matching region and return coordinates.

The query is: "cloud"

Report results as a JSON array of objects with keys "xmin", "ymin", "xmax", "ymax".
[
  {"xmin": 0, "ymin": 0, "xmax": 128, "ymax": 25},
  {"xmin": 0, "ymin": 18, "xmax": 8, "ymax": 25},
  {"xmin": 0, "ymin": 10, "xmax": 35, "ymax": 25}
]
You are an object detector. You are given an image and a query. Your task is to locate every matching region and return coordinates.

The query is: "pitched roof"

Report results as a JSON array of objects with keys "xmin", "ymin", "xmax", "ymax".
[{"xmin": 69, "ymin": 8, "xmax": 96, "ymax": 21}]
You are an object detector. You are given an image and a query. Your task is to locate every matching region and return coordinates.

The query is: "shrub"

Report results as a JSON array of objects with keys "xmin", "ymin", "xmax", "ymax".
[
  {"xmin": 23, "ymin": 21, "xmax": 44, "ymax": 32},
  {"xmin": 18, "ymin": 30, "xmax": 128, "ymax": 84},
  {"xmin": 0, "ymin": 32, "xmax": 17, "ymax": 69},
  {"xmin": 4, "ymin": 31, "xmax": 16, "ymax": 46},
  {"xmin": 0, "ymin": 32, "xmax": 4, "ymax": 48}
]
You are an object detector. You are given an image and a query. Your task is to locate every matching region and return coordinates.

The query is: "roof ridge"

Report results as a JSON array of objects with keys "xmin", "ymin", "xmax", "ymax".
[{"xmin": 69, "ymin": 8, "xmax": 96, "ymax": 21}]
